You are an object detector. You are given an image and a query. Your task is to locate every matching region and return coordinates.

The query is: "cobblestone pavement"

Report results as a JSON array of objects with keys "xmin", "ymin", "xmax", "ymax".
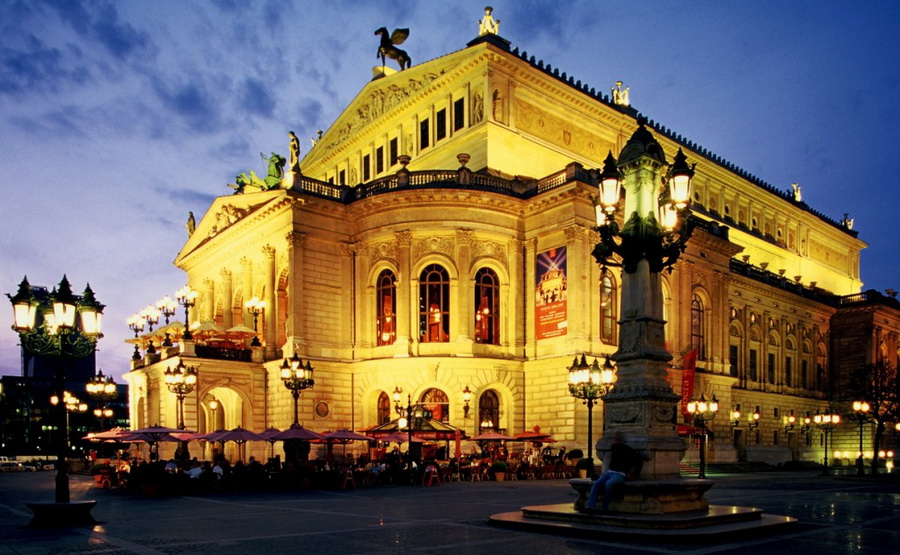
[{"xmin": 0, "ymin": 469, "xmax": 898, "ymax": 554}]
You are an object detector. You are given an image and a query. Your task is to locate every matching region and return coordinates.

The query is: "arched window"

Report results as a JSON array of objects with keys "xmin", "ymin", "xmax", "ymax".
[
  {"xmin": 419, "ymin": 264, "xmax": 449, "ymax": 343},
  {"xmin": 377, "ymin": 391, "xmax": 391, "ymax": 425},
  {"xmin": 479, "ymin": 390, "xmax": 500, "ymax": 432},
  {"xmin": 376, "ymin": 269, "xmax": 396, "ymax": 346},
  {"xmin": 691, "ymin": 294, "xmax": 705, "ymax": 360},
  {"xmin": 421, "ymin": 388, "xmax": 449, "ymax": 422},
  {"xmin": 474, "ymin": 268, "xmax": 500, "ymax": 344},
  {"xmin": 600, "ymin": 273, "xmax": 617, "ymax": 344}
]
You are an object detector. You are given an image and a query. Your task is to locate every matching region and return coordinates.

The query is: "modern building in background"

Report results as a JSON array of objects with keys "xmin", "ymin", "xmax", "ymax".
[{"xmin": 125, "ymin": 15, "xmax": 899, "ymax": 466}]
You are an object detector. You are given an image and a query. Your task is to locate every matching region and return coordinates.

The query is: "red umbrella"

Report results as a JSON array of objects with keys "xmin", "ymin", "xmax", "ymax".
[
  {"xmin": 83, "ymin": 427, "xmax": 131, "ymax": 441},
  {"xmin": 129, "ymin": 425, "xmax": 195, "ymax": 440},
  {"xmin": 272, "ymin": 424, "xmax": 326, "ymax": 441},
  {"xmin": 379, "ymin": 431, "xmax": 423, "ymax": 444}
]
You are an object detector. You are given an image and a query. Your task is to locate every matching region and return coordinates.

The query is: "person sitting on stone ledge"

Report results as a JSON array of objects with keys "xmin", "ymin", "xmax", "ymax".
[{"xmin": 584, "ymin": 431, "xmax": 641, "ymax": 513}]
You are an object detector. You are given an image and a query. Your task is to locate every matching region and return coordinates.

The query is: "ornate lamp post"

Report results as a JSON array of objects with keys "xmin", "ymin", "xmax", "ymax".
[
  {"xmin": 813, "ymin": 410, "xmax": 841, "ymax": 475},
  {"xmin": 164, "ymin": 360, "xmax": 198, "ymax": 429},
  {"xmin": 156, "ymin": 295, "xmax": 178, "ymax": 346},
  {"xmin": 748, "ymin": 406, "xmax": 761, "ymax": 430},
  {"xmin": 8, "ymin": 275, "xmax": 103, "ymax": 521},
  {"xmin": 591, "ymin": 122, "xmax": 698, "ymax": 497},
  {"xmin": 852, "ymin": 400, "xmax": 870, "ymax": 476},
  {"xmin": 175, "ymin": 285, "xmax": 197, "ymax": 340},
  {"xmin": 127, "ymin": 313, "xmax": 145, "ymax": 359},
  {"xmin": 280, "ymin": 354, "xmax": 314, "ymax": 425},
  {"xmin": 245, "ymin": 297, "xmax": 266, "ymax": 347},
  {"xmin": 396, "ymin": 393, "xmax": 431, "ymax": 463},
  {"xmin": 51, "ymin": 391, "xmax": 88, "ymax": 451},
  {"xmin": 568, "ymin": 354, "xmax": 616, "ymax": 462},
  {"xmin": 686, "ymin": 394, "xmax": 719, "ymax": 478},
  {"xmin": 86, "ymin": 370, "xmax": 117, "ymax": 430}
]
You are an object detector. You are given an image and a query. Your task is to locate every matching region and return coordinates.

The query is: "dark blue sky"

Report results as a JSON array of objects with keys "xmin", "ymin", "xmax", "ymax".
[{"xmin": 2, "ymin": 0, "xmax": 898, "ymax": 378}]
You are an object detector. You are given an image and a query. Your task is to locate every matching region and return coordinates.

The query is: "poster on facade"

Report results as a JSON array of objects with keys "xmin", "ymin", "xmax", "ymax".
[
  {"xmin": 535, "ymin": 246, "xmax": 568, "ymax": 339},
  {"xmin": 680, "ymin": 349, "xmax": 698, "ymax": 417}
]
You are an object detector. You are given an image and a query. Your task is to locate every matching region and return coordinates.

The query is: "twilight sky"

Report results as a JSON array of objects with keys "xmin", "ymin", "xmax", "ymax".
[{"xmin": 1, "ymin": 0, "xmax": 899, "ymax": 380}]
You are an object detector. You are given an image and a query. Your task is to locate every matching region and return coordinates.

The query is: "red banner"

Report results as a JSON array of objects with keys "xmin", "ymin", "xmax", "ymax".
[{"xmin": 680, "ymin": 350, "xmax": 697, "ymax": 416}]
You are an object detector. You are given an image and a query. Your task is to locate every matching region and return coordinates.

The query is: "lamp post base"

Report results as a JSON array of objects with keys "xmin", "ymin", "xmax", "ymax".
[{"xmin": 26, "ymin": 500, "xmax": 97, "ymax": 528}]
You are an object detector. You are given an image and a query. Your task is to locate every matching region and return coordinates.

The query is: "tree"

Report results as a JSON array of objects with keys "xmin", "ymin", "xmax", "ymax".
[{"xmin": 848, "ymin": 361, "xmax": 900, "ymax": 474}]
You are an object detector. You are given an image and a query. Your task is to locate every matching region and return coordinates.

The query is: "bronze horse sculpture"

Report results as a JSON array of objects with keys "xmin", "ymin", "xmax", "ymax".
[{"xmin": 375, "ymin": 27, "xmax": 411, "ymax": 70}]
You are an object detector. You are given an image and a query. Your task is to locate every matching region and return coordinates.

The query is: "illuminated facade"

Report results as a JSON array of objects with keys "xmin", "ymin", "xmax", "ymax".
[{"xmin": 125, "ymin": 27, "xmax": 898, "ymax": 466}]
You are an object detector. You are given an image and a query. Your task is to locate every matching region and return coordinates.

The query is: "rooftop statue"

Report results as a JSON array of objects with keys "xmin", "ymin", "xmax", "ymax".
[
  {"xmin": 288, "ymin": 131, "xmax": 301, "ymax": 174},
  {"xmin": 611, "ymin": 81, "xmax": 630, "ymax": 106},
  {"xmin": 478, "ymin": 6, "xmax": 500, "ymax": 35},
  {"xmin": 791, "ymin": 182, "xmax": 802, "ymax": 202},
  {"xmin": 230, "ymin": 152, "xmax": 286, "ymax": 193},
  {"xmin": 186, "ymin": 211, "xmax": 196, "ymax": 236},
  {"xmin": 375, "ymin": 27, "xmax": 411, "ymax": 70}
]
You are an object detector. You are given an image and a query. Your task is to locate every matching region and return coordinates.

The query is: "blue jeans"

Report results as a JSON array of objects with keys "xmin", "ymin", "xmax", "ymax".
[{"xmin": 586, "ymin": 471, "xmax": 626, "ymax": 510}]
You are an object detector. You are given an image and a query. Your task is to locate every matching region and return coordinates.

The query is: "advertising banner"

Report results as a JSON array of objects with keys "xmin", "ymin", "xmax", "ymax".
[
  {"xmin": 535, "ymin": 246, "xmax": 568, "ymax": 339},
  {"xmin": 680, "ymin": 349, "xmax": 698, "ymax": 416}
]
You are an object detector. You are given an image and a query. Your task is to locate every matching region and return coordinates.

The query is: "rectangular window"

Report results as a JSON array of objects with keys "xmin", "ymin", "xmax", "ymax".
[
  {"xmin": 749, "ymin": 349, "xmax": 758, "ymax": 381},
  {"xmin": 454, "ymin": 97, "xmax": 465, "ymax": 131},
  {"xmin": 328, "ymin": 176, "xmax": 334, "ymax": 184},
  {"xmin": 376, "ymin": 146, "xmax": 384, "ymax": 174},
  {"xmin": 767, "ymin": 353, "xmax": 776, "ymax": 384},
  {"xmin": 785, "ymin": 357, "xmax": 792, "ymax": 387},
  {"xmin": 801, "ymin": 360, "xmax": 808, "ymax": 389},
  {"xmin": 389, "ymin": 138, "xmax": 398, "ymax": 167},
  {"xmin": 729, "ymin": 345, "xmax": 739, "ymax": 377},
  {"xmin": 436, "ymin": 108, "xmax": 447, "ymax": 141},
  {"xmin": 339, "ymin": 170, "xmax": 346, "ymax": 185},
  {"xmin": 363, "ymin": 154, "xmax": 371, "ymax": 181},
  {"xmin": 420, "ymin": 119, "xmax": 430, "ymax": 149}
]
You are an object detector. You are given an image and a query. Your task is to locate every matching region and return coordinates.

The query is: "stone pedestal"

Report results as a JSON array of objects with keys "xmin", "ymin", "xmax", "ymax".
[
  {"xmin": 26, "ymin": 500, "xmax": 97, "ymax": 528},
  {"xmin": 569, "ymin": 478, "xmax": 712, "ymax": 514}
]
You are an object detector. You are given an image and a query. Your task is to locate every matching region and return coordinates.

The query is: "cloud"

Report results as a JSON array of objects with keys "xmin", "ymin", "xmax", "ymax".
[
  {"xmin": 47, "ymin": 0, "xmax": 154, "ymax": 62},
  {"xmin": 156, "ymin": 186, "xmax": 218, "ymax": 208},
  {"xmin": 0, "ymin": 35, "xmax": 91, "ymax": 95},
  {"xmin": 150, "ymin": 76, "xmax": 223, "ymax": 133},
  {"xmin": 238, "ymin": 78, "xmax": 276, "ymax": 119}
]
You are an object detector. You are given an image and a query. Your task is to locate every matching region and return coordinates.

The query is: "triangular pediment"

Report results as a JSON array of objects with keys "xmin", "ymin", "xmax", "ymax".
[{"xmin": 175, "ymin": 190, "xmax": 286, "ymax": 265}]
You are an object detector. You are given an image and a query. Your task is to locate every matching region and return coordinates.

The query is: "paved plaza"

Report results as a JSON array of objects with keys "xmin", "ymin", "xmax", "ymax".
[{"xmin": 0, "ymin": 469, "xmax": 897, "ymax": 554}]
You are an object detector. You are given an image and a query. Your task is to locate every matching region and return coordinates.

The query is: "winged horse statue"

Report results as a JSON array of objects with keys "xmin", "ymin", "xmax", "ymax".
[{"xmin": 375, "ymin": 27, "xmax": 411, "ymax": 70}]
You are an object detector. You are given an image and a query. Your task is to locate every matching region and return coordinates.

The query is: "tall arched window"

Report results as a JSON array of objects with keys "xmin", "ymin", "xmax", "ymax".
[
  {"xmin": 376, "ymin": 269, "xmax": 396, "ymax": 346},
  {"xmin": 600, "ymin": 273, "xmax": 617, "ymax": 344},
  {"xmin": 479, "ymin": 390, "xmax": 500, "ymax": 432},
  {"xmin": 377, "ymin": 391, "xmax": 391, "ymax": 425},
  {"xmin": 691, "ymin": 294, "xmax": 705, "ymax": 360},
  {"xmin": 421, "ymin": 388, "xmax": 449, "ymax": 422},
  {"xmin": 474, "ymin": 268, "xmax": 500, "ymax": 344},
  {"xmin": 419, "ymin": 264, "xmax": 449, "ymax": 343}
]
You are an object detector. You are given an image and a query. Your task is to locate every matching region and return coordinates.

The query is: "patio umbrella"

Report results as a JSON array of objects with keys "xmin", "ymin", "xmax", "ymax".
[
  {"xmin": 224, "ymin": 324, "xmax": 257, "ymax": 337},
  {"xmin": 191, "ymin": 321, "xmax": 226, "ymax": 338},
  {"xmin": 259, "ymin": 427, "xmax": 282, "ymax": 460},
  {"xmin": 378, "ymin": 431, "xmax": 423, "ymax": 444},
  {"xmin": 129, "ymin": 425, "xmax": 195, "ymax": 439},
  {"xmin": 83, "ymin": 427, "xmax": 131, "ymax": 441},
  {"xmin": 272, "ymin": 424, "xmax": 326, "ymax": 441},
  {"xmin": 215, "ymin": 427, "xmax": 267, "ymax": 462},
  {"xmin": 324, "ymin": 429, "xmax": 373, "ymax": 442}
]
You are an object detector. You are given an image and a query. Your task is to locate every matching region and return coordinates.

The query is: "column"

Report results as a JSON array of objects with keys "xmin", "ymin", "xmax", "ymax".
[
  {"xmin": 394, "ymin": 230, "xmax": 412, "ymax": 357},
  {"xmin": 220, "ymin": 269, "xmax": 233, "ymax": 329},
  {"xmin": 456, "ymin": 229, "xmax": 474, "ymax": 355},
  {"xmin": 240, "ymin": 257, "xmax": 253, "ymax": 328},
  {"xmin": 263, "ymin": 245, "xmax": 277, "ymax": 359},
  {"xmin": 285, "ymin": 231, "xmax": 306, "ymax": 354}
]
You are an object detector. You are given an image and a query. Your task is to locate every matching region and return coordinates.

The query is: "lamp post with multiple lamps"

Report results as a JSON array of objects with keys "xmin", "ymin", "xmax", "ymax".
[
  {"xmin": 175, "ymin": 285, "xmax": 197, "ymax": 340},
  {"xmin": 590, "ymin": 122, "xmax": 699, "ymax": 499},
  {"xmin": 281, "ymin": 354, "xmax": 314, "ymax": 425},
  {"xmin": 245, "ymin": 297, "xmax": 266, "ymax": 347},
  {"xmin": 852, "ymin": 400, "xmax": 870, "ymax": 476},
  {"xmin": 568, "ymin": 354, "xmax": 616, "ymax": 463},
  {"xmin": 8, "ymin": 275, "xmax": 103, "ymax": 524},
  {"xmin": 813, "ymin": 410, "xmax": 841, "ymax": 475},
  {"xmin": 395, "ymin": 392, "xmax": 432, "ymax": 464},
  {"xmin": 86, "ymin": 370, "xmax": 117, "ymax": 430},
  {"xmin": 164, "ymin": 360, "xmax": 198, "ymax": 430},
  {"xmin": 686, "ymin": 394, "xmax": 719, "ymax": 478}
]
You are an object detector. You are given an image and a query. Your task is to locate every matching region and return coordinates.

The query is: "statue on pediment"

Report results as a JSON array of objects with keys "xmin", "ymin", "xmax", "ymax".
[
  {"xmin": 479, "ymin": 6, "xmax": 500, "ymax": 35},
  {"xmin": 375, "ymin": 27, "xmax": 411, "ymax": 70}
]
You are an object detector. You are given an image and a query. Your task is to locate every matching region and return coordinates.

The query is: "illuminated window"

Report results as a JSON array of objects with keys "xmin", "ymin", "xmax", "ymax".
[
  {"xmin": 691, "ymin": 294, "xmax": 705, "ymax": 360},
  {"xmin": 377, "ymin": 391, "xmax": 391, "ymax": 425},
  {"xmin": 419, "ymin": 264, "xmax": 449, "ymax": 343},
  {"xmin": 600, "ymin": 274, "xmax": 617, "ymax": 344},
  {"xmin": 421, "ymin": 388, "xmax": 449, "ymax": 422},
  {"xmin": 479, "ymin": 390, "xmax": 500, "ymax": 432},
  {"xmin": 376, "ymin": 270, "xmax": 396, "ymax": 346},
  {"xmin": 474, "ymin": 268, "xmax": 499, "ymax": 344}
]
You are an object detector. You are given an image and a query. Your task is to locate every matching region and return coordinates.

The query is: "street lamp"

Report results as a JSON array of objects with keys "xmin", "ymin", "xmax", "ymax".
[
  {"xmin": 156, "ymin": 295, "xmax": 178, "ymax": 346},
  {"xmin": 8, "ymin": 275, "xmax": 103, "ymax": 522},
  {"xmin": 280, "ymin": 354, "xmax": 314, "ymax": 425},
  {"xmin": 245, "ymin": 297, "xmax": 266, "ymax": 346},
  {"xmin": 730, "ymin": 409, "xmax": 742, "ymax": 428},
  {"xmin": 164, "ymin": 360, "xmax": 198, "ymax": 429},
  {"xmin": 397, "ymin": 393, "xmax": 431, "ymax": 463},
  {"xmin": 813, "ymin": 410, "xmax": 841, "ymax": 475},
  {"xmin": 590, "ymin": 122, "xmax": 699, "ymax": 496},
  {"xmin": 127, "ymin": 313, "xmax": 145, "ymax": 359},
  {"xmin": 175, "ymin": 285, "xmax": 198, "ymax": 340},
  {"xmin": 686, "ymin": 394, "xmax": 719, "ymax": 478},
  {"xmin": 748, "ymin": 406, "xmax": 761, "ymax": 430},
  {"xmin": 51, "ymin": 391, "xmax": 88, "ymax": 450},
  {"xmin": 852, "ymin": 400, "xmax": 870, "ymax": 476},
  {"xmin": 568, "ymin": 354, "xmax": 616, "ymax": 462},
  {"xmin": 783, "ymin": 410, "xmax": 796, "ymax": 433},
  {"xmin": 86, "ymin": 370, "xmax": 117, "ymax": 430}
]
